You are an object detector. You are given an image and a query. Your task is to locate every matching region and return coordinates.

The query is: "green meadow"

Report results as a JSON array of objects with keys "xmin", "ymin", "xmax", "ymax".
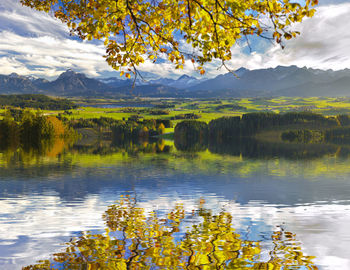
[
  {"xmin": 3, "ymin": 96, "xmax": 350, "ymax": 135},
  {"xmin": 38, "ymin": 97, "xmax": 350, "ymax": 126},
  {"xmin": 62, "ymin": 97, "xmax": 350, "ymax": 117}
]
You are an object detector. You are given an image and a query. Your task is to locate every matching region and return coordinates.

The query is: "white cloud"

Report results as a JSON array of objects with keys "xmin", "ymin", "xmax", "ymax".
[
  {"xmin": 205, "ymin": 2, "xmax": 350, "ymax": 74},
  {"xmin": 0, "ymin": 0, "xmax": 68, "ymax": 38},
  {"xmin": 0, "ymin": 30, "xmax": 113, "ymax": 78},
  {"xmin": 0, "ymin": 0, "xmax": 117, "ymax": 79},
  {"xmin": 264, "ymin": 2, "xmax": 350, "ymax": 70}
]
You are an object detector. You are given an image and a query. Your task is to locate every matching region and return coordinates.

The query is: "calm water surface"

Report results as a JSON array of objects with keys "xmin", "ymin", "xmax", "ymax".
[{"xmin": 1, "ymin": 139, "xmax": 350, "ymax": 269}]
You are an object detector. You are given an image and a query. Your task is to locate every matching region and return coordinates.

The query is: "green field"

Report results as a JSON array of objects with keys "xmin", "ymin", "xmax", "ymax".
[{"xmin": 3, "ymin": 97, "xmax": 350, "ymax": 129}]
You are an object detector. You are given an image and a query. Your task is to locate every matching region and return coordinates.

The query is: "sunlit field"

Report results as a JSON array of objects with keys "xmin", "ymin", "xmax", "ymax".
[{"xmin": 8, "ymin": 97, "xmax": 348, "ymax": 130}]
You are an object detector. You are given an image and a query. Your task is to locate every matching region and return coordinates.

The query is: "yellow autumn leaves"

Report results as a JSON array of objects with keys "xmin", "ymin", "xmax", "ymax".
[{"xmin": 21, "ymin": 0, "xmax": 318, "ymax": 77}]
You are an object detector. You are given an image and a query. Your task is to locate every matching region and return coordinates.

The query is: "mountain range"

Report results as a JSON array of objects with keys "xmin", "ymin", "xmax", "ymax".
[{"xmin": 1, "ymin": 66, "xmax": 350, "ymax": 97}]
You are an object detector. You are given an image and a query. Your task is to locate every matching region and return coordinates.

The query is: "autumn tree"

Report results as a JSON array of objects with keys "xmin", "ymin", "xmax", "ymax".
[
  {"xmin": 21, "ymin": 0, "xmax": 318, "ymax": 78},
  {"xmin": 0, "ymin": 111, "xmax": 19, "ymax": 150}
]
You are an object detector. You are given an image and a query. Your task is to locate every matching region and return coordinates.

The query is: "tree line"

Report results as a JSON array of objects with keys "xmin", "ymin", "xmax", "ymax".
[
  {"xmin": 174, "ymin": 112, "xmax": 340, "ymax": 144},
  {"xmin": 66, "ymin": 116, "xmax": 172, "ymax": 142},
  {"xmin": 209, "ymin": 112, "xmax": 338, "ymax": 141},
  {"xmin": 174, "ymin": 112, "xmax": 350, "ymax": 154},
  {"xmin": 0, "ymin": 94, "xmax": 78, "ymax": 110},
  {"xmin": 0, "ymin": 109, "xmax": 76, "ymax": 150},
  {"xmin": 111, "ymin": 119, "xmax": 166, "ymax": 142},
  {"xmin": 174, "ymin": 120, "xmax": 208, "ymax": 151},
  {"xmin": 282, "ymin": 127, "xmax": 350, "ymax": 145}
]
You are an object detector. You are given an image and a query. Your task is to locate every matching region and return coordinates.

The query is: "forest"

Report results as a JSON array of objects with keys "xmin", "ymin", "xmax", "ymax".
[
  {"xmin": 0, "ymin": 94, "xmax": 77, "ymax": 110},
  {"xmin": 174, "ymin": 112, "xmax": 350, "ymax": 149},
  {"xmin": 0, "ymin": 109, "xmax": 76, "ymax": 150}
]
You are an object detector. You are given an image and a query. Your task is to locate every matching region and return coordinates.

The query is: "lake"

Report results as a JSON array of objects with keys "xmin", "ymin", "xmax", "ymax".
[{"xmin": 1, "ymin": 138, "xmax": 350, "ymax": 269}]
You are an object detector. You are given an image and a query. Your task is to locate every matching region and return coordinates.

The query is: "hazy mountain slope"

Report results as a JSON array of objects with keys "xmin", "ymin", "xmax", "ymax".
[
  {"xmin": 276, "ymin": 76, "xmax": 350, "ymax": 97},
  {"xmin": 0, "ymin": 73, "xmax": 37, "ymax": 93},
  {"xmin": 42, "ymin": 69, "xmax": 109, "ymax": 95},
  {"xmin": 149, "ymin": 74, "xmax": 201, "ymax": 89},
  {"xmin": 191, "ymin": 66, "xmax": 310, "ymax": 93},
  {"xmin": 113, "ymin": 84, "xmax": 180, "ymax": 97},
  {"xmin": 188, "ymin": 66, "xmax": 350, "ymax": 97}
]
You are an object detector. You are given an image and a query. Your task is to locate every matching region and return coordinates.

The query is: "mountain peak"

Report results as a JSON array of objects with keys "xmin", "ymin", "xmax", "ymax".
[
  {"xmin": 9, "ymin": 72, "xmax": 19, "ymax": 78},
  {"xmin": 234, "ymin": 67, "xmax": 249, "ymax": 76},
  {"xmin": 177, "ymin": 74, "xmax": 191, "ymax": 80},
  {"xmin": 235, "ymin": 67, "xmax": 248, "ymax": 72},
  {"xmin": 58, "ymin": 69, "xmax": 85, "ymax": 80},
  {"xmin": 274, "ymin": 65, "xmax": 298, "ymax": 71}
]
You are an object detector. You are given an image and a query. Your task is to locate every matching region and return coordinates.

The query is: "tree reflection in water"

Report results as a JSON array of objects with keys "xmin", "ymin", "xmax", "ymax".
[{"xmin": 24, "ymin": 196, "xmax": 318, "ymax": 269}]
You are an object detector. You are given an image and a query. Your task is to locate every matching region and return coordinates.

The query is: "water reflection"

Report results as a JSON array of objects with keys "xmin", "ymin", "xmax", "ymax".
[
  {"xmin": 2, "ymin": 135, "xmax": 350, "ymax": 170},
  {"xmin": 3, "ymin": 133, "xmax": 349, "ymax": 164},
  {"xmin": 174, "ymin": 134, "xmax": 350, "ymax": 161},
  {"xmin": 23, "ymin": 196, "xmax": 317, "ymax": 270},
  {"xmin": 1, "ymin": 138, "xmax": 350, "ymax": 269}
]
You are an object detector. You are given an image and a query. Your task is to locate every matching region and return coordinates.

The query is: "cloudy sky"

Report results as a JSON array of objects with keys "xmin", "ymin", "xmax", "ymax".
[{"xmin": 0, "ymin": 0, "xmax": 349, "ymax": 80}]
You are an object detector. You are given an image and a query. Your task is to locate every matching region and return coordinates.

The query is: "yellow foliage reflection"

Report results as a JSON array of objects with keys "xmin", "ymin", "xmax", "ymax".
[{"xmin": 23, "ymin": 196, "xmax": 318, "ymax": 270}]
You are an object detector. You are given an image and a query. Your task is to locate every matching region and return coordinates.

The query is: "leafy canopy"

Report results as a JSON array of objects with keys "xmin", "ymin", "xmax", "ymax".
[{"xmin": 21, "ymin": 0, "xmax": 318, "ymax": 77}]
